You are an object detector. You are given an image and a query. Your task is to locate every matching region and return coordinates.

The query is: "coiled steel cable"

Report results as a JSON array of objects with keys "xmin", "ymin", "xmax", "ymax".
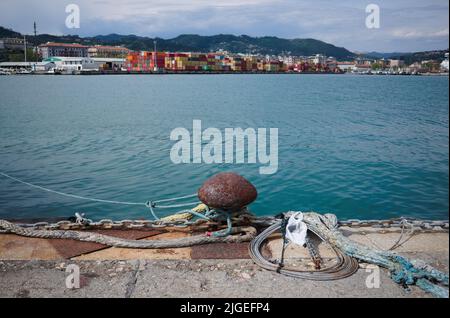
[{"xmin": 249, "ymin": 220, "xmax": 359, "ymax": 281}]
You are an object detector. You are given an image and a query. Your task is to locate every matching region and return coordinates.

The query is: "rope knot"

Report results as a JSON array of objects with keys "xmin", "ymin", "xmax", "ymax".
[
  {"xmin": 74, "ymin": 212, "xmax": 92, "ymax": 226},
  {"xmin": 145, "ymin": 201, "xmax": 156, "ymax": 208}
]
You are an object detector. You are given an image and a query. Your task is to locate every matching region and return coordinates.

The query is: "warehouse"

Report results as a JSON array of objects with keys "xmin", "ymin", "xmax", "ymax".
[
  {"xmin": 92, "ymin": 58, "xmax": 126, "ymax": 71},
  {"xmin": 42, "ymin": 57, "xmax": 98, "ymax": 73}
]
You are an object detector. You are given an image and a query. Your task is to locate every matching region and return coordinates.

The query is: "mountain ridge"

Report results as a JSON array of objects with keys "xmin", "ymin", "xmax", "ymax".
[
  {"xmin": 0, "ymin": 26, "xmax": 355, "ymax": 60},
  {"xmin": 2, "ymin": 26, "xmax": 447, "ymax": 62}
]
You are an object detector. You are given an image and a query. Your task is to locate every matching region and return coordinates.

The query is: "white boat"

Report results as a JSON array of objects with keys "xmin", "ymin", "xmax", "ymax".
[
  {"xmin": 17, "ymin": 69, "xmax": 32, "ymax": 75},
  {"xmin": 0, "ymin": 69, "xmax": 12, "ymax": 75}
]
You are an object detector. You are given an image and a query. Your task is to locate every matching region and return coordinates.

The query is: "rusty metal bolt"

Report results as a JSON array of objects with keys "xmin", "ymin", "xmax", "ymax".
[{"xmin": 198, "ymin": 172, "xmax": 257, "ymax": 212}]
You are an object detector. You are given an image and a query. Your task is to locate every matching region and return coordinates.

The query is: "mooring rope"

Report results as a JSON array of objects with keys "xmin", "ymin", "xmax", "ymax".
[
  {"xmin": 388, "ymin": 219, "xmax": 416, "ymax": 251},
  {"xmin": 300, "ymin": 212, "xmax": 449, "ymax": 298},
  {"xmin": 0, "ymin": 171, "xmax": 199, "ymax": 220},
  {"xmin": 0, "ymin": 219, "xmax": 256, "ymax": 248}
]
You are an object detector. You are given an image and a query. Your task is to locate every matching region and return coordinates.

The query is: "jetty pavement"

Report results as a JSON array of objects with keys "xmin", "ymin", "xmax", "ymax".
[{"xmin": 0, "ymin": 227, "xmax": 448, "ymax": 298}]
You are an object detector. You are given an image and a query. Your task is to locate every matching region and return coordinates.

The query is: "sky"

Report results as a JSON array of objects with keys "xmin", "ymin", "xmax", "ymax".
[{"xmin": 0, "ymin": 0, "xmax": 448, "ymax": 53}]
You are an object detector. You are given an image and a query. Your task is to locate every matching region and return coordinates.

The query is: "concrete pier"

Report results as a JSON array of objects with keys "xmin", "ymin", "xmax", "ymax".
[{"xmin": 0, "ymin": 227, "xmax": 448, "ymax": 298}]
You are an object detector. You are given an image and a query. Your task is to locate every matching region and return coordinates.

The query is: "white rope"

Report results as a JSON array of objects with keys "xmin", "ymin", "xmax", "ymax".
[
  {"xmin": 154, "ymin": 194, "xmax": 198, "ymax": 203},
  {"xmin": 0, "ymin": 171, "xmax": 197, "ymax": 209}
]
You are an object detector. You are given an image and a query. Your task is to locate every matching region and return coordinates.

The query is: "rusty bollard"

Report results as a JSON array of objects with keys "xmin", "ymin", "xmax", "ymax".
[
  {"xmin": 198, "ymin": 172, "xmax": 257, "ymax": 212},
  {"xmin": 198, "ymin": 172, "xmax": 257, "ymax": 237}
]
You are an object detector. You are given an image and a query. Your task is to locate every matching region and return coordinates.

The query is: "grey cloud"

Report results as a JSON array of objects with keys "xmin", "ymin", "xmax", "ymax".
[{"xmin": 0, "ymin": 0, "xmax": 448, "ymax": 52}]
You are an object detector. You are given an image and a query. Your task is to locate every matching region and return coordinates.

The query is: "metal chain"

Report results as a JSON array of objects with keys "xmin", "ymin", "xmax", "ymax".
[
  {"xmin": 0, "ymin": 212, "xmax": 255, "ymax": 232},
  {"xmin": 1, "ymin": 214, "xmax": 447, "ymax": 233},
  {"xmin": 337, "ymin": 217, "xmax": 449, "ymax": 232}
]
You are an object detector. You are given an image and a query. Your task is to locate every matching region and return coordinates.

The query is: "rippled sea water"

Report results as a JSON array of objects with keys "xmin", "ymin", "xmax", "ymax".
[{"xmin": 0, "ymin": 74, "xmax": 448, "ymax": 221}]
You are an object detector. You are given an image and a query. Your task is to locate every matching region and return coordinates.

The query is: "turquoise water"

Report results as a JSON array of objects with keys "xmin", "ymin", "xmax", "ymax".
[{"xmin": 0, "ymin": 74, "xmax": 448, "ymax": 221}]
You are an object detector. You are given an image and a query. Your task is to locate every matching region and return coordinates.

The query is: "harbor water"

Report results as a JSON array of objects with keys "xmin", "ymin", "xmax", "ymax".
[{"xmin": 0, "ymin": 74, "xmax": 448, "ymax": 220}]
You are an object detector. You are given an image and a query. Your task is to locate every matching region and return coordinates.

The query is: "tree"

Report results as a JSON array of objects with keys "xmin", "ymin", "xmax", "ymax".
[
  {"xmin": 8, "ymin": 48, "xmax": 38, "ymax": 62},
  {"xmin": 371, "ymin": 63, "xmax": 382, "ymax": 70}
]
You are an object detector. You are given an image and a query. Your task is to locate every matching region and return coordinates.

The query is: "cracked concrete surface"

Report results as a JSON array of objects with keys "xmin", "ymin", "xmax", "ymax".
[
  {"xmin": 0, "ymin": 256, "xmax": 447, "ymax": 298},
  {"xmin": 125, "ymin": 260, "xmax": 140, "ymax": 298}
]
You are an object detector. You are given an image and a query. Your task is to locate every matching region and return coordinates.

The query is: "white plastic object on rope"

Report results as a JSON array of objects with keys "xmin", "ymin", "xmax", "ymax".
[
  {"xmin": 285, "ymin": 212, "xmax": 308, "ymax": 247},
  {"xmin": 75, "ymin": 212, "xmax": 92, "ymax": 225}
]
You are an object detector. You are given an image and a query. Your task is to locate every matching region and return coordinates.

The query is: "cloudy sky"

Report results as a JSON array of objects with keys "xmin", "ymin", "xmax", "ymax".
[{"xmin": 0, "ymin": 0, "xmax": 448, "ymax": 52}]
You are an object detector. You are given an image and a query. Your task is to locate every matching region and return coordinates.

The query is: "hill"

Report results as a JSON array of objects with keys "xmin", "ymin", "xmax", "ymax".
[
  {"xmin": 0, "ymin": 26, "xmax": 356, "ymax": 60},
  {"xmin": 390, "ymin": 50, "xmax": 449, "ymax": 64},
  {"xmin": 0, "ymin": 26, "xmax": 21, "ymax": 38}
]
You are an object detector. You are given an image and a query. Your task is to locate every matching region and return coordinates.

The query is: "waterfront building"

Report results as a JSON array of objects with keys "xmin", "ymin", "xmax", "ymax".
[
  {"xmin": 440, "ymin": 53, "xmax": 449, "ymax": 72},
  {"xmin": 312, "ymin": 54, "xmax": 327, "ymax": 65},
  {"xmin": 42, "ymin": 56, "xmax": 98, "ymax": 73},
  {"xmin": 421, "ymin": 60, "xmax": 442, "ymax": 73},
  {"xmin": 291, "ymin": 63, "xmax": 303, "ymax": 72},
  {"xmin": 407, "ymin": 62, "xmax": 424, "ymax": 74},
  {"xmin": 0, "ymin": 37, "xmax": 29, "ymax": 51},
  {"xmin": 374, "ymin": 59, "xmax": 388, "ymax": 69},
  {"xmin": 256, "ymin": 60, "xmax": 265, "ymax": 72},
  {"xmin": 91, "ymin": 58, "xmax": 126, "ymax": 71},
  {"xmin": 88, "ymin": 45, "xmax": 130, "ymax": 58},
  {"xmin": 280, "ymin": 55, "xmax": 292, "ymax": 66},
  {"xmin": 242, "ymin": 55, "xmax": 260, "ymax": 72},
  {"xmin": 33, "ymin": 61, "xmax": 56, "ymax": 72},
  {"xmin": 326, "ymin": 57, "xmax": 337, "ymax": 70},
  {"xmin": 389, "ymin": 59, "xmax": 405, "ymax": 68},
  {"xmin": 38, "ymin": 42, "xmax": 89, "ymax": 59},
  {"xmin": 265, "ymin": 60, "xmax": 282, "ymax": 72},
  {"xmin": 354, "ymin": 57, "xmax": 372, "ymax": 67},
  {"xmin": 337, "ymin": 62, "xmax": 355, "ymax": 72},
  {"xmin": 2, "ymin": 56, "xmax": 126, "ymax": 73},
  {"xmin": 352, "ymin": 64, "xmax": 372, "ymax": 74}
]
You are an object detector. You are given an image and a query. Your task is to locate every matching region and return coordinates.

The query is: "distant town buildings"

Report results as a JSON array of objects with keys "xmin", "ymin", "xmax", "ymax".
[
  {"xmin": 0, "ymin": 37, "xmax": 29, "ymax": 51},
  {"xmin": 1, "ymin": 39, "xmax": 448, "ymax": 75},
  {"xmin": 336, "ymin": 54, "xmax": 449, "ymax": 75}
]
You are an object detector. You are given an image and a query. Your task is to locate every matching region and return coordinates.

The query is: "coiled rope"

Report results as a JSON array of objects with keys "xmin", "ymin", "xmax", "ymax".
[{"xmin": 249, "ymin": 219, "xmax": 359, "ymax": 281}]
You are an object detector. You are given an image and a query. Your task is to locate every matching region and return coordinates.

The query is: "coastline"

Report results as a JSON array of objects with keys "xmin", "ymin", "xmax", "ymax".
[{"xmin": 4, "ymin": 70, "xmax": 448, "ymax": 76}]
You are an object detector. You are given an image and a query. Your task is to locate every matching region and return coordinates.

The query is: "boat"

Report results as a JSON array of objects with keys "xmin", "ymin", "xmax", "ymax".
[{"xmin": 17, "ymin": 69, "xmax": 32, "ymax": 75}]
